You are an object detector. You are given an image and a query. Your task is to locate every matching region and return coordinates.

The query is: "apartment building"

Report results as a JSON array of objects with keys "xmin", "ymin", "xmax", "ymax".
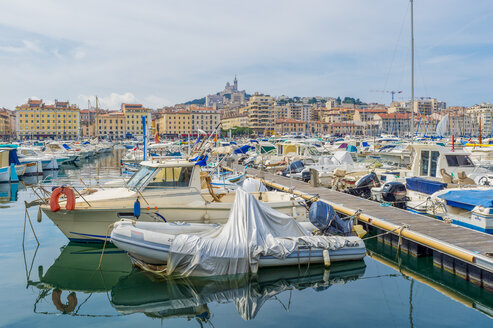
[
  {"xmin": 80, "ymin": 109, "xmax": 97, "ymax": 137},
  {"xmin": 190, "ymin": 108, "xmax": 221, "ymax": 133},
  {"xmin": 0, "ymin": 108, "xmax": 15, "ymax": 140},
  {"xmin": 16, "ymin": 99, "xmax": 80, "ymax": 140},
  {"xmin": 159, "ymin": 111, "xmax": 191, "ymax": 136},
  {"xmin": 468, "ymin": 103, "xmax": 493, "ymax": 136},
  {"xmin": 221, "ymin": 114, "xmax": 248, "ymax": 130},
  {"xmin": 373, "ymin": 113, "xmax": 411, "ymax": 135},
  {"xmin": 241, "ymin": 93, "xmax": 275, "ymax": 135},
  {"xmin": 274, "ymin": 119, "xmax": 307, "ymax": 135},
  {"xmin": 121, "ymin": 103, "xmax": 151, "ymax": 138},
  {"xmin": 96, "ymin": 111, "xmax": 126, "ymax": 139}
]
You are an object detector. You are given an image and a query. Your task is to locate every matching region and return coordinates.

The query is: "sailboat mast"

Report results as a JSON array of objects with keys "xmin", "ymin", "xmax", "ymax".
[{"xmin": 410, "ymin": 0, "xmax": 415, "ymax": 138}]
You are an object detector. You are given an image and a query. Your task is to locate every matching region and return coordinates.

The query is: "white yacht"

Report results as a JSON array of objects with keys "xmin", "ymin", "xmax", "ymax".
[
  {"xmin": 43, "ymin": 142, "xmax": 79, "ymax": 164},
  {"xmin": 18, "ymin": 146, "xmax": 58, "ymax": 171},
  {"xmin": 40, "ymin": 159, "xmax": 308, "ymax": 242}
]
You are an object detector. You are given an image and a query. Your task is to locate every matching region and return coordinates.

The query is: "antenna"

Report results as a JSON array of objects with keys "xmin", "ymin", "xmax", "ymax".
[{"xmin": 410, "ymin": 0, "xmax": 415, "ymax": 137}]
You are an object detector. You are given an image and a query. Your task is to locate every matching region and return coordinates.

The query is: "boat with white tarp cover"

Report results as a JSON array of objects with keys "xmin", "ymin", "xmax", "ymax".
[{"xmin": 111, "ymin": 188, "xmax": 366, "ymax": 276}]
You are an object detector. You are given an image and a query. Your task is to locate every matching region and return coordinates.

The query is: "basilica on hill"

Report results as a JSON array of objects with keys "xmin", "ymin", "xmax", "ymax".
[{"xmin": 205, "ymin": 76, "xmax": 248, "ymax": 107}]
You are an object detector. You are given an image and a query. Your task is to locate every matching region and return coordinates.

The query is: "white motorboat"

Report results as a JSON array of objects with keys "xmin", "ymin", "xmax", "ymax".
[
  {"xmin": 0, "ymin": 150, "xmax": 18, "ymax": 183},
  {"xmin": 111, "ymin": 189, "xmax": 365, "ymax": 276},
  {"xmin": 40, "ymin": 159, "xmax": 308, "ymax": 242},
  {"xmin": 44, "ymin": 142, "xmax": 79, "ymax": 164},
  {"xmin": 112, "ymin": 219, "xmax": 365, "ymax": 268},
  {"xmin": 428, "ymin": 188, "xmax": 493, "ymax": 234},
  {"xmin": 0, "ymin": 146, "xmax": 30, "ymax": 178},
  {"xmin": 18, "ymin": 146, "xmax": 58, "ymax": 171}
]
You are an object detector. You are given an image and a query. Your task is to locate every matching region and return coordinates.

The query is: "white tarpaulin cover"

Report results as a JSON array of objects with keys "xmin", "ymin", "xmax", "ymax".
[
  {"xmin": 240, "ymin": 178, "xmax": 268, "ymax": 192},
  {"xmin": 332, "ymin": 151, "xmax": 354, "ymax": 165},
  {"xmin": 166, "ymin": 188, "xmax": 349, "ymax": 276}
]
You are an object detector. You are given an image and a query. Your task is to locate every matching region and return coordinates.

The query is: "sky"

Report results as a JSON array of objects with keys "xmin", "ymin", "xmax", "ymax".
[{"xmin": 0, "ymin": 0, "xmax": 492, "ymax": 110}]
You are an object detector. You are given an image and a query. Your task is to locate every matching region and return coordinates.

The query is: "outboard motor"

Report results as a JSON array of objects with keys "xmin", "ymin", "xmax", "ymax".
[
  {"xmin": 301, "ymin": 168, "xmax": 311, "ymax": 182},
  {"xmin": 347, "ymin": 172, "xmax": 380, "ymax": 199},
  {"xmin": 381, "ymin": 182, "xmax": 407, "ymax": 209},
  {"xmin": 309, "ymin": 201, "xmax": 353, "ymax": 236},
  {"xmin": 281, "ymin": 160, "xmax": 304, "ymax": 177}
]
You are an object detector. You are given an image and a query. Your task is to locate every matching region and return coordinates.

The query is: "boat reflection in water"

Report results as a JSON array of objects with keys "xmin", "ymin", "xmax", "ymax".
[
  {"xmin": 110, "ymin": 261, "xmax": 366, "ymax": 322},
  {"xmin": 27, "ymin": 243, "xmax": 132, "ymax": 315},
  {"xmin": 26, "ymin": 242, "xmax": 365, "ymax": 322},
  {"xmin": 0, "ymin": 182, "xmax": 19, "ymax": 204}
]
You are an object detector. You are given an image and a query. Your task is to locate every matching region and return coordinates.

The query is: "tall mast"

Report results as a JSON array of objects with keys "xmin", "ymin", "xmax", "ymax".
[{"xmin": 410, "ymin": 0, "xmax": 415, "ymax": 138}]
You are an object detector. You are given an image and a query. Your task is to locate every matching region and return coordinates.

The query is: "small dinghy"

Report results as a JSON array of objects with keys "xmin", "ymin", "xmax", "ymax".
[{"xmin": 111, "ymin": 189, "xmax": 366, "ymax": 276}]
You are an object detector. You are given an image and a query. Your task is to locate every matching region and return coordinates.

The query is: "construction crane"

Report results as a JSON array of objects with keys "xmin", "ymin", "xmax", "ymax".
[{"xmin": 370, "ymin": 90, "xmax": 403, "ymax": 103}]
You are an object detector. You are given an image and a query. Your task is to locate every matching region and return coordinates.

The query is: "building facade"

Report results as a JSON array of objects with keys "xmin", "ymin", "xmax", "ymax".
[
  {"xmin": 158, "ymin": 111, "xmax": 192, "ymax": 136},
  {"xmin": 374, "ymin": 113, "xmax": 411, "ymax": 135},
  {"xmin": 16, "ymin": 99, "xmax": 80, "ymax": 140},
  {"xmin": 220, "ymin": 114, "xmax": 248, "ymax": 130},
  {"xmin": 241, "ymin": 93, "xmax": 275, "ymax": 135},
  {"xmin": 121, "ymin": 103, "xmax": 151, "ymax": 138},
  {"xmin": 80, "ymin": 109, "xmax": 97, "ymax": 137},
  {"xmin": 190, "ymin": 108, "xmax": 221, "ymax": 133},
  {"xmin": 468, "ymin": 103, "xmax": 493, "ymax": 137},
  {"xmin": 96, "ymin": 112, "xmax": 126, "ymax": 139},
  {"xmin": 275, "ymin": 119, "xmax": 307, "ymax": 135},
  {"xmin": 0, "ymin": 108, "xmax": 15, "ymax": 141}
]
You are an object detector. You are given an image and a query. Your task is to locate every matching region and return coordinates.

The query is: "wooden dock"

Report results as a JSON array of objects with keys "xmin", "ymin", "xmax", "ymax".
[{"xmin": 227, "ymin": 164, "xmax": 493, "ymax": 291}]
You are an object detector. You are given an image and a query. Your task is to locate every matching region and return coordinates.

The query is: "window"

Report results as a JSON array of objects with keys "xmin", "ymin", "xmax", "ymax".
[
  {"xmin": 445, "ymin": 155, "xmax": 474, "ymax": 167},
  {"xmin": 421, "ymin": 151, "xmax": 429, "ymax": 176},
  {"xmin": 147, "ymin": 166, "xmax": 193, "ymax": 188},
  {"xmin": 430, "ymin": 151, "xmax": 439, "ymax": 177}
]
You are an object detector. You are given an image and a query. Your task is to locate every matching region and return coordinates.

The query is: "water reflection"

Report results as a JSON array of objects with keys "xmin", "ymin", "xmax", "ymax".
[
  {"xmin": 111, "ymin": 261, "xmax": 365, "ymax": 322},
  {"xmin": 0, "ymin": 182, "xmax": 19, "ymax": 204},
  {"xmin": 27, "ymin": 243, "xmax": 132, "ymax": 316},
  {"xmin": 25, "ymin": 242, "xmax": 365, "ymax": 322},
  {"xmin": 365, "ymin": 238, "xmax": 493, "ymax": 318}
]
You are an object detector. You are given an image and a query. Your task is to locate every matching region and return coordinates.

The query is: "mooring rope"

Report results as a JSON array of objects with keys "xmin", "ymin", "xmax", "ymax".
[{"xmin": 97, "ymin": 223, "xmax": 115, "ymax": 270}]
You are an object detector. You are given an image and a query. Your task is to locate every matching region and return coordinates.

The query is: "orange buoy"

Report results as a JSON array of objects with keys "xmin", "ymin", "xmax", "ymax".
[{"xmin": 50, "ymin": 187, "xmax": 76, "ymax": 212}]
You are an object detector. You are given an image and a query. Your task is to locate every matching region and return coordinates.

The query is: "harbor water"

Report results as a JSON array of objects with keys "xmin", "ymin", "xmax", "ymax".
[{"xmin": 1, "ymin": 150, "xmax": 491, "ymax": 327}]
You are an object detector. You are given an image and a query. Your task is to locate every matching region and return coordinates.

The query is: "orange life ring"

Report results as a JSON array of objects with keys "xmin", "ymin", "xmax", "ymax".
[
  {"xmin": 52, "ymin": 289, "xmax": 77, "ymax": 313},
  {"xmin": 50, "ymin": 187, "xmax": 76, "ymax": 212}
]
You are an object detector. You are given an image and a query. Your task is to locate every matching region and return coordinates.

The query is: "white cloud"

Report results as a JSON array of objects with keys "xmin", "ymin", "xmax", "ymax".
[
  {"xmin": 78, "ymin": 93, "xmax": 139, "ymax": 110},
  {"xmin": 0, "ymin": 39, "xmax": 42, "ymax": 53},
  {"xmin": 74, "ymin": 48, "xmax": 86, "ymax": 60}
]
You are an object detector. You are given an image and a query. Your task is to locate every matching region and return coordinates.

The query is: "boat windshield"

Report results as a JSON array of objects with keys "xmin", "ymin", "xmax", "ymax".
[
  {"xmin": 145, "ymin": 166, "xmax": 193, "ymax": 188},
  {"xmin": 445, "ymin": 155, "xmax": 474, "ymax": 167},
  {"xmin": 20, "ymin": 149, "xmax": 37, "ymax": 156},
  {"xmin": 307, "ymin": 147, "xmax": 321, "ymax": 156},
  {"xmin": 126, "ymin": 166, "xmax": 156, "ymax": 190}
]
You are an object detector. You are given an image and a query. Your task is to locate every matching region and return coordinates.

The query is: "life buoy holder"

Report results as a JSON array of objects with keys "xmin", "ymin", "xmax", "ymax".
[
  {"xmin": 52, "ymin": 289, "xmax": 77, "ymax": 314},
  {"xmin": 50, "ymin": 186, "xmax": 76, "ymax": 212}
]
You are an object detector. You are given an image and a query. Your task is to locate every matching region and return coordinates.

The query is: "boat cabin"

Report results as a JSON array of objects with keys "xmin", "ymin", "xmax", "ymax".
[
  {"xmin": 45, "ymin": 142, "xmax": 65, "ymax": 153},
  {"xmin": 0, "ymin": 150, "xmax": 9, "ymax": 168},
  {"xmin": 257, "ymin": 141, "xmax": 277, "ymax": 154},
  {"xmin": 276, "ymin": 142, "xmax": 320, "ymax": 157},
  {"xmin": 406, "ymin": 144, "xmax": 476, "ymax": 179},
  {"xmin": 126, "ymin": 160, "xmax": 200, "ymax": 191}
]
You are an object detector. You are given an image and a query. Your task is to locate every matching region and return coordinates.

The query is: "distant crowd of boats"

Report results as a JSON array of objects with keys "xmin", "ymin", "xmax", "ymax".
[{"xmin": 0, "ymin": 140, "xmax": 114, "ymax": 182}]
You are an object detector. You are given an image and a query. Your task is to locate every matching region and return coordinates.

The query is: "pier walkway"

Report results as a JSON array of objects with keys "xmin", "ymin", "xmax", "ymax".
[{"xmin": 227, "ymin": 164, "xmax": 493, "ymax": 290}]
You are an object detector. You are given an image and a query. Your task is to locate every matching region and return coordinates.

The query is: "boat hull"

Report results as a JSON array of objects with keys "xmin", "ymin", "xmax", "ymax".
[
  {"xmin": 22, "ymin": 161, "xmax": 43, "ymax": 175},
  {"xmin": 41, "ymin": 202, "xmax": 307, "ymax": 242},
  {"xmin": 111, "ymin": 230, "xmax": 366, "ymax": 267}
]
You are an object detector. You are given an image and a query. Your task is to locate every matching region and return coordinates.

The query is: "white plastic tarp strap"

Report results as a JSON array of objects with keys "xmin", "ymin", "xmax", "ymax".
[{"xmin": 166, "ymin": 189, "xmax": 348, "ymax": 277}]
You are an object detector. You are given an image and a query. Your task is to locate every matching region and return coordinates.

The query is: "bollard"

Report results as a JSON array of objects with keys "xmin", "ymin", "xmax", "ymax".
[{"xmin": 310, "ymin": 168, "xmax": 319, "ymax": 187}]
